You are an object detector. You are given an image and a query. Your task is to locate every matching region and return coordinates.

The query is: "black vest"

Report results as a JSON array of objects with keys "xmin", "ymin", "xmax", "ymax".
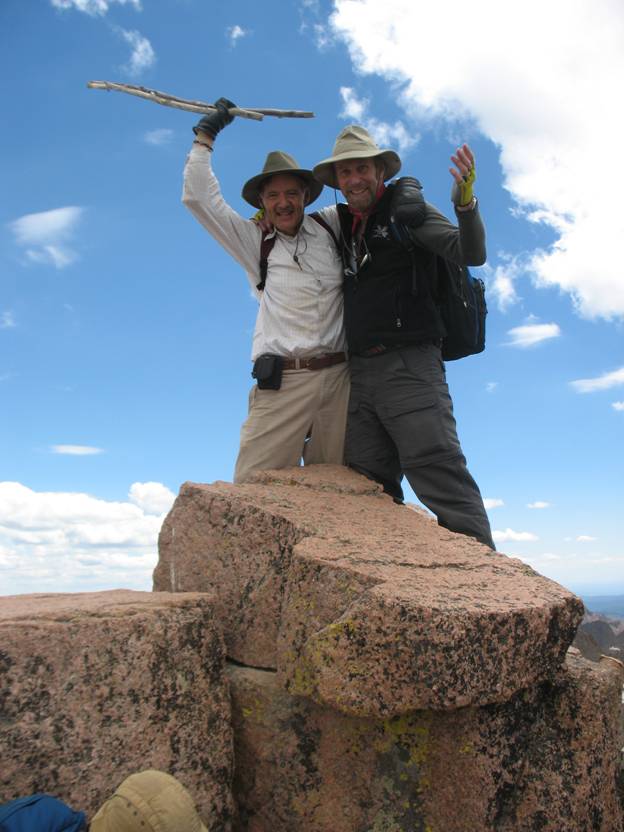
[{"xmin": 337, "ymin": 186, "xmax": 445, "ymax": 355}]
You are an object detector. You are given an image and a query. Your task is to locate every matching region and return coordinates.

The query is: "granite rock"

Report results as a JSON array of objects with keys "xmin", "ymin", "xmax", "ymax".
[
  {"xmin": 0, "ymin": 590, "xmax": 234, "ymax": 829},
  {"xmin": 154, "ymin": 465, "xmax": 584, "ymax": 715},
  {"xmin": 228, "ymin": 654, "xmax": 624, "ymax": 832}
]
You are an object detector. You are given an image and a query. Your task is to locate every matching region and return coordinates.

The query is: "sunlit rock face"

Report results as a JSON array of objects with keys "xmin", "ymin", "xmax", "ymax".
[
  {"xmin": 0, "ymin": 590, "xmax": 234, "ymax": 829},
  {"xmin": 228, "ymin": 655, "xmax": 624, "ymax": 832},
  {"xmin": 2, "ymin": 466, "xmax": 622, "ymax": 832},
  {"xmin": 155, "ymin": 465, "xmax": 584, "ymax": 715}
]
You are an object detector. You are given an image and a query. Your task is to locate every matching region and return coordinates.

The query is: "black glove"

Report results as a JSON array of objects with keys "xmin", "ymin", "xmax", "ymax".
[
  {"xmin": 390, "ymin": 176, "xmax": 427, "ymax": 229},
  {"xmin": 193, "ymin": 97, "xmax": 236, "ymax": 140}
]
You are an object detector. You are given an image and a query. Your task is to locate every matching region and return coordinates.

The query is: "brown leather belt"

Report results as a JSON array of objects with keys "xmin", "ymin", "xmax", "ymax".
[{"xmin": 282, "ymin": 351, "xmax": 347, "ymax": 371}]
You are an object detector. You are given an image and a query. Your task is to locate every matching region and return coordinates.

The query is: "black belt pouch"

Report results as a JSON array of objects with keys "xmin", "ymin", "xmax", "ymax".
[{"xmin": 252, "ymin": 354, "xmax": 284, "ymax": 390}]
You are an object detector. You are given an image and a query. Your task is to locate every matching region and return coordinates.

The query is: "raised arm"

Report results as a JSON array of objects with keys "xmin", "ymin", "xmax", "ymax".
[
  {"xmin": 181, "ymin": 98, "xmax": 263, "ymax": 287},
  {"xmin": 410, "ymin": 144, "xmax": 486, "ymax": 266}
]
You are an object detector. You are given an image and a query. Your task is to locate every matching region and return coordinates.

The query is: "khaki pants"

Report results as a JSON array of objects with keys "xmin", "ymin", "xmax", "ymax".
[{"xmin": 234, "ymin": 361, "xmax": 350, "ymax": 483}]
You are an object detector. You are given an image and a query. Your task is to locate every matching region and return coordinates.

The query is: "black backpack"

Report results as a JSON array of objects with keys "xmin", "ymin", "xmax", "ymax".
[
  {"xmin": 391, "ymin": 216, "xmax": 487, "ymax": 361},
  {"xmin": 390, "ymin": 177, "xmax": 487, "ymax": 361},
  {"xmin": 434, "ymin": 257, "xmax": 486, "ymax": 361}
]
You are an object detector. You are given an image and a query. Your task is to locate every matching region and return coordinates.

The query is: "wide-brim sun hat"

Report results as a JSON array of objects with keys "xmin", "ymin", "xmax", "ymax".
[
  {"xmin": 313, "ymin": 125, "xmax": 402, "ymax": 189},
  {"xmin": 242, "ymin": 150, "xmax": 324, "ymax": 208},
  {"xmin": 89, "ymin": 770, "xmax": 209, "ymax": 832}
]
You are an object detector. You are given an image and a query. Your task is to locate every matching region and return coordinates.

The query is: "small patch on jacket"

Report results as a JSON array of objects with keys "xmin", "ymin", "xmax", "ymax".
[{"xmin": 372, "ymin": 224, "xmax": 390, "ymax": 240}]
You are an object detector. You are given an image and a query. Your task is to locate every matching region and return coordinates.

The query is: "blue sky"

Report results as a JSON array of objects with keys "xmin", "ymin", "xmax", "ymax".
[{"xmin": 1, "ymin": 0, "xmax": 623, "ymax": 597}]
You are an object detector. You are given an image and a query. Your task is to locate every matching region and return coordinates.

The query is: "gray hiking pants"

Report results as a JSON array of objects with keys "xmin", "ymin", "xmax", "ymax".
[{"xmin": 346, "ymin": 343, "xmax": 495, "ymax": 550}]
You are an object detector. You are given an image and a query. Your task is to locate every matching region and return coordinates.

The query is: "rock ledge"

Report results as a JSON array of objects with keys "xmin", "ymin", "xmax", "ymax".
[{"xmin": 154, "ymin": 465, "xmax": 584, "ymax": 715}]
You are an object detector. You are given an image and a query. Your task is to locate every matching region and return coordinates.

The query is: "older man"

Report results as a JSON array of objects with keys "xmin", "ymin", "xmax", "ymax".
[
  {"xmin": 312, "ymin": 126, "xmax": 495, "ymax": 549},
  {"xmin": 182, "ymin": 99, "xmax": 348, "ymax": 483}
]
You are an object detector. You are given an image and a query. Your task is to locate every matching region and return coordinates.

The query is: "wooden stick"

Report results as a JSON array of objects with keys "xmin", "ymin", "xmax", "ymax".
[{"xmin": 87, "ymin": 81, "xmax": 315, "ymax": 120}]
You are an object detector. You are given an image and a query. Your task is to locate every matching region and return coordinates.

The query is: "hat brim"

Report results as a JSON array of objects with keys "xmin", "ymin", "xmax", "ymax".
[
  {"xmin": 242, "ymin": 169, "xmax": 324, "ymax": 209},
  {"xmin": 313, "ymin": 148, "xmax": 401, "ymax": 189}
]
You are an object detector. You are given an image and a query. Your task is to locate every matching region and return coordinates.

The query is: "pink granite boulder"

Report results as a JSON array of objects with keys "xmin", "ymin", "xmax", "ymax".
[
  {"xmin": 0, "ymin": 590, "xmax": 233, "ymax": 829},
  {"xmin": 154, "ymin": 466, "xmax": 584, "ymax": 715},
  {"xmin": 228, "ymin": 654, "xmax": 624, "ymax": 832}
]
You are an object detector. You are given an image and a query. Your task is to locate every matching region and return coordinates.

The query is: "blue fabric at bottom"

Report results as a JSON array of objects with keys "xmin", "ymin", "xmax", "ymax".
[{"xmin": 0, "ymin": 794, "xmax": 86, "ymax": 832}]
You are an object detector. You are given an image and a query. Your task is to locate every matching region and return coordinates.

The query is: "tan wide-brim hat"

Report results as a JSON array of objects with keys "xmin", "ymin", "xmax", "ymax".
[
  {"xmin": 313, "ymin": 125, "xmax": 402, "ymax": 189},
  {"xmin": 242, "ymin": 150, "xmax": 324, "ymax": 208},
  {"xmin": 90, "ymin": 770, "xmax": 209, "ymax": 832}
]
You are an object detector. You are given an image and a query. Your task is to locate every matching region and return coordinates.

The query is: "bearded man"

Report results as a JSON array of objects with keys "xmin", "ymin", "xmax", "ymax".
[{"xmin": 311, "ymin": 125, "xmax": 495, "ymax": 549}]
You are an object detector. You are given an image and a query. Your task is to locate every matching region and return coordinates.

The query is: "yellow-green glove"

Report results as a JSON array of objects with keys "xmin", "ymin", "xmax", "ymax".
[{"xmin": 451, "ymin": 165, "xmax": 476, "ymax": 207}]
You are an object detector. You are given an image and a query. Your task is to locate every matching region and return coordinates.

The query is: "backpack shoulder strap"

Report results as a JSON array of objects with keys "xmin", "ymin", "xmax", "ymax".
[
  {"xmin": 309, "ymin": 211, "xmax": 340, "ymax": 250},
  {"xmin": 257, "ymin": 232, "xmax": 277, "ymax": 292},
  {"xmin": 388, "ymin": 214, "xmax": 424, "ymax": 297},
  {"xmin": 258, "ymin": 214, "xmax": 342, "ymax": 291}
]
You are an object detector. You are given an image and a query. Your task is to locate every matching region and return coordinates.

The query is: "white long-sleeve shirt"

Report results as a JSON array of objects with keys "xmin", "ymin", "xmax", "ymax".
[{"xmin": 182, "ymin": 145, "xmax": 346, "ymax": 361}]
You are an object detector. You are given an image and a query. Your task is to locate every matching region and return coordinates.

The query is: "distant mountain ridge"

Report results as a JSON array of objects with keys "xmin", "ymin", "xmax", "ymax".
[
  {"xmin": 581, "ymin": 595, "xmax": 624, "ymax": 620},
  {"xmin": 573, "ymin": 596, "xmax": 624, "ymax": 662}
]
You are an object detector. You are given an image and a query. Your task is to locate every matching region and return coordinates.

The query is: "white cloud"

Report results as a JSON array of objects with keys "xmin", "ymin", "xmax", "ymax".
[
  {"xmin": 298, "ymin": 0, "xmax": 334, "ymax": 48},
  {"xmin": 340, "ymin": 87, "xmax": 418, "ymax": 156},
  {"xmin": 340, "ymin": 86, "xmax": 366, "ymax": 121},
  {"xmin": 1, "ymin": 312, "xmax": 16, "ymax": 329},
  {"xmin": 481, "ymin": 254, "xmax": 524, "ymax": 312},
  {"xmin": 570, "ymin": 366, "xmax": 624, "ymax": 394},
  {"xmin": 143, "ymin": 128, "xmax": 174, "ymax": 146},
  {"xmin": 118, "ymin": 28, "xmax": 155, "ymax": 76},
  {"xmin": 489, "ymin": 265, "xmax": 519, "ymax": 312},
  {"xmin": 128, "ymin": 482, "xmax": 175, "ymax": 515},
  {"xmin": 505, "ymin": 322, "xmax": 561, "ymax": 348},
  {"xmin": 52, "ymin": 1, "xmax": 150, "ymax": 80},
  {"xmin": 493, "ymin": 528, "xmax": 539, "ymax": 543},
  {"xmin": 527, "ymin": 501, "xmax": 550, "ymax": 509},
  {"xmin": 329, "ymin": 0, "xmax": 624, "ymax": 320},
  {"xmin": 226, "ymin": 24, "xmax": 249, "ymax": 46},
  {"xmin": 483, "ymin": 498, "xmax": 504, "ymax": 510},
  {"xmin": 485, "ymin": 382, "xmax": 497, "ymax": 393},
  {"xmin": 51, "ymin": 0, "xmax": 141, "ymax": 15},
  {"xmin": 576, "ymin": 535, "xmax": 597, "ymax": 543},
  {"xmin": 27, "ymin": 246, "xmax": 76, "ymax": 269},
  {"xmin": 0, "ymin": 481, "xmax": 173, "ymax": 595},
  {"xmin": 8, "ymin": 206, "xmax": 84, "ymax": 269},
  {"xmin": 612, "ymin": 401, "xmax": 624, "ymax": 411},
  {"xmin": 518, "ymin": 550, "xmax": 624, "ymax": 592},
  {"xmin": 312, "ymin": 22, "xmax": 334, "ymax": 49},
  {"xmin": 51, "ymin": 445, "xmax": 104, "ymax": 455}
]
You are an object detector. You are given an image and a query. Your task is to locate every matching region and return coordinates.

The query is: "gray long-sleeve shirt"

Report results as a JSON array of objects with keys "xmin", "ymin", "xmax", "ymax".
[{"xmin": 315, "ymin": 198, "xmax": 486, "ymax": 267}]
